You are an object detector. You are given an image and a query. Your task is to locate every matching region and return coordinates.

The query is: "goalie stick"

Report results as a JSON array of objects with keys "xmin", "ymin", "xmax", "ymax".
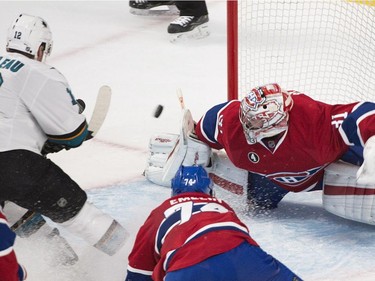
[
  {"xmin": 10, "ymin": 85, "xmax": 112, "ymax": 264},
  {"xmin": 161, "ymin": 89, "xmax": 195, "ymax": 183}
]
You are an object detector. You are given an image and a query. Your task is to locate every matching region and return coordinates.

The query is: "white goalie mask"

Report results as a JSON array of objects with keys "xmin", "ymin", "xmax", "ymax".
[
  {"xmin": 6, "ymin": 14, "xmax": 53, "ymax": 61},
  {"xmin": 239, "ymin": 83, "xmax": 293, "ymax": 144}
]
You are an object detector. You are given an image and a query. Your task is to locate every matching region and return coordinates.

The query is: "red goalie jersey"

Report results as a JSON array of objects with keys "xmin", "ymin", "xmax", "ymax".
[{"xmin": 196, "ymin": 92, "xmax": 375, "ymax": 193}]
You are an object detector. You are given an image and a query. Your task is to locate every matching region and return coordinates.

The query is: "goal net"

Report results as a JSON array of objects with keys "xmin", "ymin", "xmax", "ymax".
[{"xmin": 227, "ymin": 0, "xmax": 375, "ymax": 104}]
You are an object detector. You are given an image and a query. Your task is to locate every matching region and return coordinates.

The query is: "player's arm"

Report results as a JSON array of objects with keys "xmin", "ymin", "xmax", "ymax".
[
  {"xmin": 125, "ymin": 216, "xmax": 158, "ymax": 281},
  {"xmin": 338, "ymin": 102, "xmax": 375, "ymax": 184},
  {"xmin": 195, "ymin": 102, "xmax": 229, "ymax": 150},
  {"xmin": 25, "ymin": 79, "xmax": 89, "ymax": 155}
]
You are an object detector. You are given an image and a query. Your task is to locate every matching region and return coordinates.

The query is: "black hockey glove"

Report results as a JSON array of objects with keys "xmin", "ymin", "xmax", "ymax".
[
  {"xmin": 41, "ymin": 140, "xmax": 69, "ymax": 156},
  {"xmin": 85, "ymin": 130, "xmax": 94, "ymax": 140}
]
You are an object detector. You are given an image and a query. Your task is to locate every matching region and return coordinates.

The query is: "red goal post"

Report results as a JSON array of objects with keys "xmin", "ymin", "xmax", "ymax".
[{"xmin": 227, "ymin": 0, "xmax": 375, "ymax": 102}]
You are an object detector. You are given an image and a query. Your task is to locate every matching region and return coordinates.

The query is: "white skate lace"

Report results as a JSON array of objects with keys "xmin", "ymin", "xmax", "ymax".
[
  {"xmin": 171, "ymin": 16, "xmax": 194, "ymax": 26},
  {"xmin": 135, "ymin": 0, "xmax": 147, "ymax": 3}
]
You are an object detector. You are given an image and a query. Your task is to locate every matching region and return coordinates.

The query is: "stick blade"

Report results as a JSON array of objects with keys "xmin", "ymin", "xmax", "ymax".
[{"xmin": 88, "ymin": 85, "xmax": 112, "ymax": 137}]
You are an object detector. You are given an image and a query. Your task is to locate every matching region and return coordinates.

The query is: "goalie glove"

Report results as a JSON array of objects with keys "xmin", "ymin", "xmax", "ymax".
[{"xmin": 144, "ymin": 132, "xmax": 211, "ymax": 187}]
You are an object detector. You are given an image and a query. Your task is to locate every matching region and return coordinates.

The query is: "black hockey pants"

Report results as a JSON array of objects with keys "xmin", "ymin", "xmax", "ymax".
[
  {"xmin": 0, "ymin": 150, "xmax": 87, "ymax": 223},
  {"xmin": 175, "ymin": 1, "xmax": 208, "ymax": 16}
]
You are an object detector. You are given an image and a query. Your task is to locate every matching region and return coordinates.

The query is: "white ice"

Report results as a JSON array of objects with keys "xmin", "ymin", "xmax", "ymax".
[{"xmin": 1, "ymin": 1, "xmax": 374, "ymax": 281}]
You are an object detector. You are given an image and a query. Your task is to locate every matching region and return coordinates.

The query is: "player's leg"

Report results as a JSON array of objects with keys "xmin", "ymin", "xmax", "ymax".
[
  {"xmin": 165, "ymin": 242, "xmax": 301, "ymax": 281},
  {"xmin": 129, "ymin": 0, "xmax": 177, "ymax": 16},
  {"xmin": 168, "ymin": 1, "xmax": 209, "ymax": 41},
  {"xmin": 0, "ymin": 149, "xmax": 128, "ymax": 256},
  {"xmin": 232, "ymin": 242, "xmax": 302, "ymax": 281},
  {"xmin": 174, "ymin": 1, "xmax": 208, "ymax": 16},
  {"xmin": 247, "ymin": 172, "xmax": 290, "ymax": 211},
  {"xmin": 129, "ymin": 0, "xmax": 175, "ymax": 10}
]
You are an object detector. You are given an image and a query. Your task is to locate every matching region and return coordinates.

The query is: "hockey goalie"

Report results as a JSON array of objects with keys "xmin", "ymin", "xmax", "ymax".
[{"xmin": 145, "ymin": 84, "xmax": 375, "ymax": 226}]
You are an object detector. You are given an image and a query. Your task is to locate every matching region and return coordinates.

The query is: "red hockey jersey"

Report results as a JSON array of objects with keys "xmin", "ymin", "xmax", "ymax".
[
  {"xmin": 196, "ymin": 93, "xmax": 375, "ymax": 192},
  {"xmin": 0, "ymin": 211, "xmax": 24, "ymax": 281},
  {"xmin": 126, "ymin": 192, "xmax": 258, "ymax": 281}
]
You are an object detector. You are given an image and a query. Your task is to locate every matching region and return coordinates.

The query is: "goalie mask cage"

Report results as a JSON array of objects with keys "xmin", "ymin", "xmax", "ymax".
[{"xmin": 227, "ymin": 0, "xmax": 375, "ymax": 103}]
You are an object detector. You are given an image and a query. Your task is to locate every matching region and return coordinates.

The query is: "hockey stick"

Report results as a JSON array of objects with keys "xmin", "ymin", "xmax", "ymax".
[
  {"xmin": 177, "ymin": 88, "xmax": 185, "ymax": 110},
  {"xmin": 85, "ymin": 85, "xmax": 112, "ymax": 140}
]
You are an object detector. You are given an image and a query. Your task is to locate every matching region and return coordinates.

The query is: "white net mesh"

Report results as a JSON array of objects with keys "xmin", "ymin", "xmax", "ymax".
[{"xmin": 237, "ymin": 0, "xmax": 375, "ymax": 103}]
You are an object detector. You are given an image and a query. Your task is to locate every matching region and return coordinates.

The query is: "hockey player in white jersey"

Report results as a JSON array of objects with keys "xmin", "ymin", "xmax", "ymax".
[{"xmin": 0, "ymin": 14, "xmax": 127, "ymax": 257}]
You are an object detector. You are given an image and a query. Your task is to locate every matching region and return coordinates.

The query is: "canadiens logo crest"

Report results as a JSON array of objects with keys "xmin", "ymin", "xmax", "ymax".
[
  {"xmin": 245, "ymin": 88, "xmax": 266, "ymax": 110},
  {"xmin": 267, "ymin": 167, "xmax": 323, "ymax": 186}
]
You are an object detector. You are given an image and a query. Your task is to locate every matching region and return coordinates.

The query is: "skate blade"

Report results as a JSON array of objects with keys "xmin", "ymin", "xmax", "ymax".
[
  {"xmin": 47, "ymin": 228, "xmax": 79, "ymax": 266},
  {"xmin": 169, "ymin": 24, "xmax": 210, "ymax": 43},
  {"xmin": 130, "ymin": 5, "xmax": 178, "ymax": 16}
]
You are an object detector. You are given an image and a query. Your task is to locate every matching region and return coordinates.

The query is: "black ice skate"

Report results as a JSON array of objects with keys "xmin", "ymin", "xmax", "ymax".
[
  {"xmin": 129, "ymin": 0, "xmax": 178, "ymax": 16},
  {"xmin": 168, "ymin": 15, "xmax": 209, "ymax": 42}
]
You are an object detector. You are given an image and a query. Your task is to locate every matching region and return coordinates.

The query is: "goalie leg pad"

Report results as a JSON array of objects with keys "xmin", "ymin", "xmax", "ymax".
[
  {"xmin": 208, "ymin": 151, "xmax": 248, "ymax": 195},
  {"xmin": 60, "ymin": 202, "xmax": 128, "ymax": 256},
  {"xmin": 323, "ymin": 161, "xmax": 375, "ymax": 225}
]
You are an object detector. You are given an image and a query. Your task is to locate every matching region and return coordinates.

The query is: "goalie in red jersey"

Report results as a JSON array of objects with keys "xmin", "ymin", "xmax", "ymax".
[
  {"xmin": 126, "ymin": 165, "xmax": 302, "ymax": 281},
  {"xmin": 145, "ymin": 83, "xmax": 375, "ymax": 225},
  {"xmin": 194, "ymin": 83, "xmax": 375, "ymax": 224}
]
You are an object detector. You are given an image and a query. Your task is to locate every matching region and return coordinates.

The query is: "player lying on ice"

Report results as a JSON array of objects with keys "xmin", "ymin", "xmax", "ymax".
[
  {"xmin": 126, "ymin": 165, "xmax": 302, "ymax": 281},
  {"xmin": 145, "ymin": 83, "xmax": 375, "ymax": 226}
]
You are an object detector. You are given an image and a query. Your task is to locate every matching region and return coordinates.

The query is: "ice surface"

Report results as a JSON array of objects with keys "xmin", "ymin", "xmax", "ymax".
[{"xmin": 1, "ymin": 1, "xmax": 374, "ymax": 281}]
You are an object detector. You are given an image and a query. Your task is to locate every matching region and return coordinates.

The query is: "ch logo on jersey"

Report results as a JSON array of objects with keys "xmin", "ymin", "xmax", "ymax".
[
  {"xmin": 248, "ymin": 152, "xmax": 260, "ymax": 163},
  {"xmin": 245, "ymin": 88, "xmax": 266, "ymax": 110},
  {"xmin": 267, "ymin": 166, "xmax": 323, "ymax": 186}
]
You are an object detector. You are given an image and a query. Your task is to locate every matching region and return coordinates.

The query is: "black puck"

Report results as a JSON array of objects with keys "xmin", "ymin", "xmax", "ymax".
[{"xmin": 154, "ymin": 105, "xmax": 164, "ymax": 118}]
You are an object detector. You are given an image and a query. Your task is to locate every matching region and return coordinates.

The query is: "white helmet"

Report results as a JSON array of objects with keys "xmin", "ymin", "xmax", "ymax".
[
  {"xmin": 239, "ymin": 83, "xmax": 294, "ymax": 144},
  {"xmin": 6, "ymin": 14, "xmax": 53, "ymax": 60}
]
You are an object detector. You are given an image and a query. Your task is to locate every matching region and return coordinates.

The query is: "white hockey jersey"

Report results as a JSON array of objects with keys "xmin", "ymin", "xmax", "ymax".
[{"xmin": 0, "ymin": 52, "xmax": 86, "ymax": 154}]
